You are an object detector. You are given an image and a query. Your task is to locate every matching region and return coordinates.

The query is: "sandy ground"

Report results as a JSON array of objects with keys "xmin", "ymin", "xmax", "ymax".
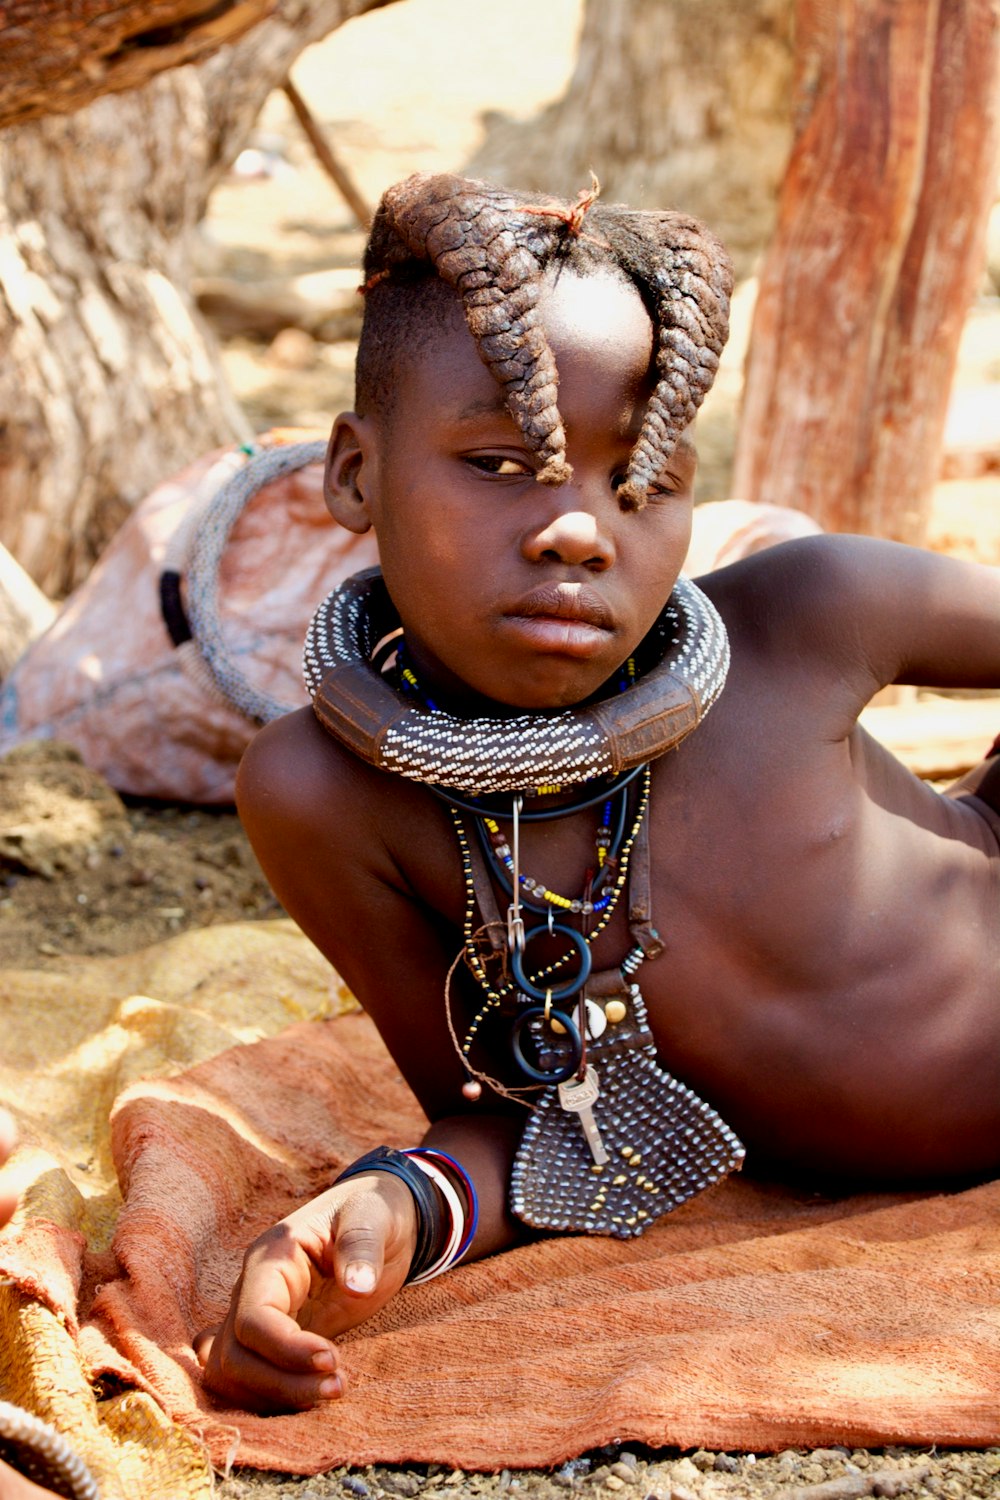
[{"xmin": 4, "ymin": 1, "xmax": 1000, "ymax": 1491}]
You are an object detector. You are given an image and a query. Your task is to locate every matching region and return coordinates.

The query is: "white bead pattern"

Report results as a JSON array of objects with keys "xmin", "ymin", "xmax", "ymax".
[{"xmin": 303, "ymin": 568, "xmax": 730, "ymax": 794}]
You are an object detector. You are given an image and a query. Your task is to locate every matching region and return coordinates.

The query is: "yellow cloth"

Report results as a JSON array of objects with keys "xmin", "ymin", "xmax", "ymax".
[{"xmin": 0, "ymin": 919, "xmax": 353, "ymax": 1498}]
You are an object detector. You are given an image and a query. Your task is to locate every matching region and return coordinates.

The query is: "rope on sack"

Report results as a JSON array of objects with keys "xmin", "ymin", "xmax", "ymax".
[
  {"xmin": 0, "ymin": 1399, "xmax": 101, "ymax": 1500},
  {"xmin": 161, "ymin": 439, "xmax": 328, "ymax": 725}
]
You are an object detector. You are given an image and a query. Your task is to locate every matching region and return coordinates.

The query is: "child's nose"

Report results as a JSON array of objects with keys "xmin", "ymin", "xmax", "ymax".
[{"xmin": 521, "ymin": 490, "xmax": 616, "ymax": 571}]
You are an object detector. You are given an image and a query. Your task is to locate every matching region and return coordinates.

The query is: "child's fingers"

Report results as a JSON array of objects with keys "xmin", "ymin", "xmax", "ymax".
[
  {"xmin": 231, "ymin": 1299, "xmax": 339, "ymax": 1374},
  {"xmin": 0, "ymin": 1180, "xmax": 19, "ymax": 1230},
  {"xmin": 196, "ymin": 1325, "xmax": 346, "ymax": 1412},
  {"xmin": 0, "ymin": 1109, "xmax": 16, "ymax": 1165},
  {"xmin": 0, "ymin": 1110, "xmax": 20, "ymax": 1230}
]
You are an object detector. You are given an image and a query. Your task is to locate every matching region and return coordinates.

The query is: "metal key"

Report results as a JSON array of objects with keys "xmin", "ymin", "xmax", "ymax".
[{"xmin": 558, "ymin": 1064, "xmax": 609, "ymax": 1165}]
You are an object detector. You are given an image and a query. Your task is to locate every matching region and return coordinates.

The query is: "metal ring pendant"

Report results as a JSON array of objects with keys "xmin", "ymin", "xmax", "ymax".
[
  {"xmin": 510, "ymin": 1005, "xmax": 583, "ymax": 1083},
  {"xmin": 510, "ymin": 922, "xmax": 593, "ymax": 1002}
]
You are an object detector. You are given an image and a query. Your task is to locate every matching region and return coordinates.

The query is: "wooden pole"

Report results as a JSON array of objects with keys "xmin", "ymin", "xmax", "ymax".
[
  {"xmin": 732, "ymin": 0, "xmax": 1000, "ymax": 543},
  {"xmin": 283, "ymin": 78, "xmax": 373, "ymax": 231}
]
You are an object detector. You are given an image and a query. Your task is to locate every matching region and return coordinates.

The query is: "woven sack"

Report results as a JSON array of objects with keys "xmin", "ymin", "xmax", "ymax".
[{"xmin": 0, "ymin": 433, "xmax": 378, "ymax": 803}]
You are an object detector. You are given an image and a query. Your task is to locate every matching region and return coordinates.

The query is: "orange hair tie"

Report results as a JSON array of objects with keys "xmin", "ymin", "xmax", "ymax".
[
  {"xmin": 516, "ymin": 172, "xmax": 601, "ymax": 237},
  {"xmin": 358, "ymin": 268, "xmax": 392, "ymax": 296}
]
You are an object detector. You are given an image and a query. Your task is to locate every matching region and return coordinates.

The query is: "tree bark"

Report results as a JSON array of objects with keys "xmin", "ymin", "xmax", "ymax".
[
  {"xmin": 732, "ymin": 0, "xmax": 1000, "ymax": 543},
  {"xmin": 0, "ymin": 0, "xmax": 395, "ymax": 595},
  {"xmin": 469, "ymin": 0, "xmax": 795, "ymax": 278},
  {"xmin": 0, "ymin": 0, "xmax": 273, "ymax": 129}
]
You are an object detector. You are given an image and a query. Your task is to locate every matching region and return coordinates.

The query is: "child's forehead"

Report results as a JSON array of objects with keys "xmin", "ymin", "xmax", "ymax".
[
  {"xmin": 536, "ymin": 266, "xmax": 653, "ymax": 362},
  {"xmin": 399, "ymin": 266, "xmax": 654, "ymax": 390}
]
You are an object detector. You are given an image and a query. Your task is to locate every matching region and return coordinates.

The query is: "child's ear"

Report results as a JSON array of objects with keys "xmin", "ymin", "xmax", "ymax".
[{"xmin": 324, "ymin": 412, "xmax": 378, "ymax": 534}]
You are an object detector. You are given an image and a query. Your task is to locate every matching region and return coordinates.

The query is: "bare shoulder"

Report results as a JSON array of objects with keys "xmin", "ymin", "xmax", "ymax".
[
  {"xmin": 236, "ymin": 706, "xmax": 461, "ymax": 931},
  {"xmin": 238, "ymin": 708, "xmax": 378, "ymax": 853},
  {"xmin": 697, "ymin": 533, "xmax": 1000, "ymax": 697},
  {"xmin": 698, "ymin": 533, "xmax": 899, "ymax": 634},
  {"xmin": 236, "ymin": 707, "xmax": 422, "ymax": 903}
]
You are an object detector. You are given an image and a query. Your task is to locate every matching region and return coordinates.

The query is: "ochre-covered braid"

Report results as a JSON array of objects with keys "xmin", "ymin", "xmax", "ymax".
[{"xmin": 362, "ymin": 172, "xmax": 733, "ymax": 509}]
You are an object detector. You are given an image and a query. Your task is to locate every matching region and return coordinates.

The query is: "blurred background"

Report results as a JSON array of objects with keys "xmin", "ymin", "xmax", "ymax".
[
  {"xmin": 1, "ymin": 0, "xmax": 999, "ymax": 970},
  {"xmin": 1, "ymin": 0, "xmax": 998, "ymax": 604}
]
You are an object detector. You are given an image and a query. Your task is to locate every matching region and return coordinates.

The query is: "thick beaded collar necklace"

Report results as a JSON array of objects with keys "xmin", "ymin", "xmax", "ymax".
[
  {"xmin": 303, "ymin": 567, "xmax": 745, "ymax": 1237},
  {"xmin": 303, "ymin": 566, "xmax": 730, "ymax": 799}
]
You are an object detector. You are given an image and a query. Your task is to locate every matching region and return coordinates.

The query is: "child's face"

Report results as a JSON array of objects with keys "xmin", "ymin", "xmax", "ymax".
[{"xmin": 327, "ymin": 266, "xmax": 696, "ymax": 711}]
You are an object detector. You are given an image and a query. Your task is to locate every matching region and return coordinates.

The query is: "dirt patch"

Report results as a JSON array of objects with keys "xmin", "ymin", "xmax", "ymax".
[
  {"xmin": 216, "ymin": 1443, "xmax": 1000, "ymax": 1500},
  {"xmin": 0, "ymin": 741, "xmax": 280, "ymax": 970}
]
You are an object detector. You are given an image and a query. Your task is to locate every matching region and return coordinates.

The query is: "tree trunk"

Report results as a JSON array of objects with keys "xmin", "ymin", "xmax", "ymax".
[
  {"xmin": 0, "ymin": 0, "xmax": 395, "ymax": 595},
  {"xmin": 732, "ymin": 0, "xmax": 1000, "ymax": 543},
  {"xmin": 0, "ymin": 0, "xmax": 272, "ymax": 128},
  {"xmin": 469, "ymin": 0, "xmax": 795, "ymax": 278}
]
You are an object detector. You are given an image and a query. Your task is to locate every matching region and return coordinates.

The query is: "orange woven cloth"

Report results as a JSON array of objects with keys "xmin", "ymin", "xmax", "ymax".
[{"xmin": 5, "ymin": 1011, "xmax": 1000, "ymax": 1475}]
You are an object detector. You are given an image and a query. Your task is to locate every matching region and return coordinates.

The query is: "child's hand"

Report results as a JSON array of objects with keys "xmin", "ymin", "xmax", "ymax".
[
  {"xmin": 0, "ymin": 1108, "xmax": 21, "ymax": 1230},
  {"xmin": 195, "ymin": 1171, "xmax": 417, "ymax": 1411}
]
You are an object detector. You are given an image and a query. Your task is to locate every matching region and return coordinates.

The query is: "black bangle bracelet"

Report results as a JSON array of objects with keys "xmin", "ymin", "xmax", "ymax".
[{"xmin": 333, "ymin": 1146, "xmax": 444, "ymax": 1282}]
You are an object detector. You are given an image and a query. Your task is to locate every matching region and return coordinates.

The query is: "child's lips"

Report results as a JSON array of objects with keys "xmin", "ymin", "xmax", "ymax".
[{"xmin": 501, "ymin": 584, "xmax": 614, "ymax": 655}]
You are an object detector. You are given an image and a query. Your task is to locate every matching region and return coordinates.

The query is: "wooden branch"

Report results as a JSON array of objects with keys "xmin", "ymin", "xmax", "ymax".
[
  {"xmin": 732, "ymin": 0, "xmax": 1000, "ymax": 543},
  {"xmin": 282, "ymin": 78, "xmax": 372, "ymax": 230},
  {"xmin": 0, "ymin": 542, "xmax": 55, "ymax": 678},
  {"xmin": 0, "ymin": 0, "xmax": 274, "ymax": 129},
  {"xmin": 194, "ymin": 267, "xmax": 363, "ymax": 340}
]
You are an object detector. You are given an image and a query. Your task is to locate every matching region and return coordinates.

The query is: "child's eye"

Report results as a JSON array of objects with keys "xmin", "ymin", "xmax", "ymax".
[
  {"xmin": 465, "ymin": 455, "xmax": 532, "ymax": 477},
  {"xmin": 611, "ymin": 472, "xmax": 677, "ymax": 499}
]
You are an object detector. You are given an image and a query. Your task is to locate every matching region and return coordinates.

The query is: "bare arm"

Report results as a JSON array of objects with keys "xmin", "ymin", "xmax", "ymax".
[
  {"xmin": 706, "ymin": 534, "xmax": 1000, "ymax": 712},
  {"xmin": 200, "ymin": 709, "xmax": 531, "ymax": 1409}
]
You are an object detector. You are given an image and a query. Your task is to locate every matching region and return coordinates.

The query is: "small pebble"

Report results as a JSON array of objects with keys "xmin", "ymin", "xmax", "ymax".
[
  {"xmin": 713, "ymin": 1455, "xmax": 739, "ymax": 1474},
  {"xmin": 342, "ymin": 1479, "xmax": 370, "ymax": 1498},
  {"xmin": 605, "ymin": 1478, "xmax": 625, "ymax": 1492},
  {"xmin": 669, "ymin": 1460, "xmax": 701, "ymax": 1486},
  {"xmin": 689, "ymin": 1450, "xmax": 715, "ymax": 1471},
  {"xmin": 552, "ymin": 1476, "xmax": 575, "ymax": 1490},
  {"xmin": 610, "ymin": 1463, "xmax": 638, "ymax": 1483},
  {"xmin": 380, "ymin": 1475, "xmax": 420, "ymax": 1497}
]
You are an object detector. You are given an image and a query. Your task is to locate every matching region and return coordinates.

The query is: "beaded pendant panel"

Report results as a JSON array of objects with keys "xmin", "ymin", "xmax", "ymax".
[{"xmin": 510, "ymin": 984, "xmax": 745, "ymax": 1238}]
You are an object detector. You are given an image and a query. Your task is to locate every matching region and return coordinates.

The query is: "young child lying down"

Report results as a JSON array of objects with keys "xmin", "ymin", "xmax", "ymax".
[{"xmin": 197, "ymin": 172, "xmax": 1000, "ymax": 1413}]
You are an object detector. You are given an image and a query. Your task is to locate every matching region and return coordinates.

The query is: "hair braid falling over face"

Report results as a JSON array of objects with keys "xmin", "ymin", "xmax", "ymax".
[{"xmin": 360, "ymin": 172, "xmax": 734, "ymax": 510}]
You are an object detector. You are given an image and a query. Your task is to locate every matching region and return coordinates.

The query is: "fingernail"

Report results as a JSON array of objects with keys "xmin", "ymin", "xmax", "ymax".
[
  {"xmin": 319, "ymin": 1375, "xmax": 343, "ymax": 1400},
  {"xmin": 311, "ymin": 1349, "xmax": 335, "ymax": 1372},
  {"xmin": 345, "ymin": 1262, "xmax": 376, "ymax": 1294}
]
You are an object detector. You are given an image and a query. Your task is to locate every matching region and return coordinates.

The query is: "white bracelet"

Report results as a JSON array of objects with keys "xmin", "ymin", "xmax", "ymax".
[{"xmin": 404, "ymin": 1152, "xmax": 465, "ymax": 1284}]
